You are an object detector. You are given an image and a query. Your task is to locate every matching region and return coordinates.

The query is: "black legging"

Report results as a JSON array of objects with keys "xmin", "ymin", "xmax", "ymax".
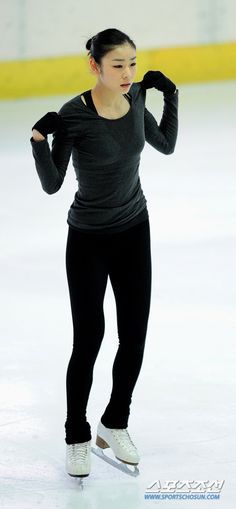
[{"xmin": 65, "ymin": 218, "xmax": 152, "ymax": 444}]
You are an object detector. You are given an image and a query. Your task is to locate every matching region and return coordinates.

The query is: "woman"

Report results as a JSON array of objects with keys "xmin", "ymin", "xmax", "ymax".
[{"xmin": 31, "ymin": 28, "xmax": 178, "ymax": 478}]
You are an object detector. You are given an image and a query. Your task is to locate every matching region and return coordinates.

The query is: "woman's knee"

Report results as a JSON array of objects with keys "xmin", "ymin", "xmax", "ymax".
[{"xmin": 72, "ymin": 315, "xmax": 105, "ymax": 350}]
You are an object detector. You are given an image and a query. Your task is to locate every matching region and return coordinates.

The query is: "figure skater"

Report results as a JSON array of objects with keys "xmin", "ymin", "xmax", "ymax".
[{"xmin": 31, "ymin": 27, "xmax": 178, "ymax": 477}]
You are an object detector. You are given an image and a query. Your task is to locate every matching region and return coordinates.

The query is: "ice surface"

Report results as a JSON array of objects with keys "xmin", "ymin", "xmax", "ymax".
[{"xmin": 0, "ymin": 80, "xmax": 236, "ymax": 508}]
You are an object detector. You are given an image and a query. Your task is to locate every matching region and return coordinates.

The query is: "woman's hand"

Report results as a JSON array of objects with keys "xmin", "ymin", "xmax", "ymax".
[
  {"xmin": 141, "ymin": 71, "xmax": 176, "ymax": 94},
  {"xmin": 32, "ymin": 112, "xmax": 66, "ymax": 140}
]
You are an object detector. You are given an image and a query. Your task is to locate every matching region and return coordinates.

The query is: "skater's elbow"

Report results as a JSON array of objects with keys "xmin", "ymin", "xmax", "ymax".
[
  {"xmin": 42, "ymin": 181, "xmax": 62, "ymax": 194},
  {"xmin": 42, "ymin": 174, "xmax": 64, "ymax": 194},
  {"xmin": 166, "ymin": 146, "xmax": 175, "ymax": 155},
  {"xmin": 164, "ymin": 143, "xmax": 176, "ymax": 155}
]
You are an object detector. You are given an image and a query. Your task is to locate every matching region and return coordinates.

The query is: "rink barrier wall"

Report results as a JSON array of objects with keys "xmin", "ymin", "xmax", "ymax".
[{"xmin": 0, "ymin": 41, "xmax": 236, "ymax": 99}]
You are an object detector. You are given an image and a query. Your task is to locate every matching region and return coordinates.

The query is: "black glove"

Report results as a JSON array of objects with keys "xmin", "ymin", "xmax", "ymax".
[
  {"xmin": 141, "ymin": 71, "xmax": 176, "ymax": 94},
  {"xmin": 32, "ymin": 112, "xmax": 66, "ymax": 138}
]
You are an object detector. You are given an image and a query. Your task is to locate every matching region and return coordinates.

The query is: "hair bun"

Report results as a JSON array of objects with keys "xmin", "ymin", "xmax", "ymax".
[{"xmin": 86, "ymin": 37, "xmax": 93, "ymax": 51}]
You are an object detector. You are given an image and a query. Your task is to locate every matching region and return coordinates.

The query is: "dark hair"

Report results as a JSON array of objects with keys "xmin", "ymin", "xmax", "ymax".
[{"xmin": 86, "ymin": 28, "xmax": 136, "ymax": 64}]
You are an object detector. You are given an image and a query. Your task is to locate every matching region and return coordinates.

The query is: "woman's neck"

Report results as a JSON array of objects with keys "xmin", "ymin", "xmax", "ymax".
[{"xmin": 91, "ymin": 83, "xmax": 124, "ymax": 109}]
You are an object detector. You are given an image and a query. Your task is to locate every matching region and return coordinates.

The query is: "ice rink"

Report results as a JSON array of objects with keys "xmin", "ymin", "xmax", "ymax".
[{"xmin": 0, "ymin": 80, "xmax": 236, "ymax": 508}]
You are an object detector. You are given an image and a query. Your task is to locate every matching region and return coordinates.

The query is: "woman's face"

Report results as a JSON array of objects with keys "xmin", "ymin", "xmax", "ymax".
[{"xmin": 91, "ymin": 43, "xmax": 137, "ymax": 94}]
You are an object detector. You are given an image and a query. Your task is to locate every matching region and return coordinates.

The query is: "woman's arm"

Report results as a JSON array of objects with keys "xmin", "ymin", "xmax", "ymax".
[
  {"xmin": 144, "ymin": 90, "xmax": 178, "ymax": 155},
  {"xmin": 141, "ymin": 70, "xmax": 178, "ymax": 154},
  {"xmin": 31, "ymin": 111, "xmax": 74, "ymax": 194}
]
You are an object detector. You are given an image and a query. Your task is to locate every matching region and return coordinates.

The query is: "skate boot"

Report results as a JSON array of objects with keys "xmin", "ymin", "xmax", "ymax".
[
  {"xmin": 96, "ymin": 421, "xmax": 140, "ymax": 465},
  {"xmin": 66, "ymin": 440, "xmax": 91, "ymax": 477}
]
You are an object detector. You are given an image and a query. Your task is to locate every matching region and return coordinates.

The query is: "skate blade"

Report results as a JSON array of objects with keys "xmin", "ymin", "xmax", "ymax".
[
  {"xmin": 91, "ymin": 446, "xmax": 140, "ymax": 477},
  {"xmin": 68, "ymin": 473, "xmax": 89, "ymax": 478},
  {"xmin": 68, "ymin": 475, "xmax": 86, "ymax": 490}
]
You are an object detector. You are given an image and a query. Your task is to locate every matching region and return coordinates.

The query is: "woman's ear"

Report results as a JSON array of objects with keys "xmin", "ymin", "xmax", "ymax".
[{"xmin": 89, "ymin": 57, "xmax": 100, "ymax": 75}]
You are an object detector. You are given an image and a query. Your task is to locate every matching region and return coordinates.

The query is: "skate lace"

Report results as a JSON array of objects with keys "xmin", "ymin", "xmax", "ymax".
[
  {"xmin": 69, "ymin": 442, "xmax": 90, "ymax": 464},
  {"xmin": 110, "ymin": 429, "xmax": 137, "ymax": 452}
]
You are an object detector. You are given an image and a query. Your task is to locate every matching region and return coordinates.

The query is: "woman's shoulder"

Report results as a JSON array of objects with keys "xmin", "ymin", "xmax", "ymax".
[{"xmin": 58, "ymin": 94, "xmax": 83, "ymax": 116}]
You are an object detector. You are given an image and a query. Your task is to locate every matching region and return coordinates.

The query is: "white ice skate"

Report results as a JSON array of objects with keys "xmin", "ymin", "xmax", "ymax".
[
  {"xmin": 91, "ymin": 421, "xmax": 140, "ymax": 477},
  {"xmin": 66, "ymin": 440, "xmax": 91, "ymax": 480}
]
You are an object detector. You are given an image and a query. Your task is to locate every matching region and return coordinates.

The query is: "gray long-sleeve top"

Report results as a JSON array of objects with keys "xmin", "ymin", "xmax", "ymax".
[{"xmin": 31, "ymin": 82, "xmax": 178, "ymax": 233}]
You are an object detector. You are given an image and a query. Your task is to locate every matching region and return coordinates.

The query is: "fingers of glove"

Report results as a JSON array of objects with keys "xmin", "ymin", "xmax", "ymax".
[
  {"xmin": 32, "ymin": 112, "xmax": 65, "ymax": 137},
  {"xmin": 141, "ymin": 70, "xmax": 176, "ymax": 94},
  {"xmin": 140, "ymin": 71, "xmax": 162, "ymax": 89}
]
